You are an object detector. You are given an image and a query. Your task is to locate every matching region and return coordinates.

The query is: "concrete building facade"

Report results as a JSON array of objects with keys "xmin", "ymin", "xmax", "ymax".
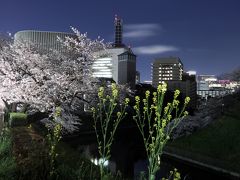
[
  {"xmin": 167, "ymin": 73, "xmax": 197, "ymax": 110},
  {"xmin": 152, "ymin": 57, "xmax": 196, "ymax": 110},
  {"xmin": 135, "ymin": 71, "xmax": 140, "ymax": 84},
  {"xmin": 14, "ymin": 30, "xmax": 76, "ymax": 53},
  {"xmin": 93, "ymin": 15, "xmax": 136, "ymax": 87},
  {"xmin": 118, "ymin": 50, "xmax": 136, "ymax": 87},
  {"xmin": 152, "ymin": 57, "xmax": 183, "ymax": 87},
  {"xmin": 14, "ymin": 15, "xmax": 137, "ymax": 87},
  {"xmin": 92, "ymin": 46, "xmax": 136, "ymax": 87}
]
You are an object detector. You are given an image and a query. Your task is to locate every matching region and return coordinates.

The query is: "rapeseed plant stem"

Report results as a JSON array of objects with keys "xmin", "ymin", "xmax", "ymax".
[{"xmin": 133, "ymin": 83, "xmax": 190, "ymax": 180}]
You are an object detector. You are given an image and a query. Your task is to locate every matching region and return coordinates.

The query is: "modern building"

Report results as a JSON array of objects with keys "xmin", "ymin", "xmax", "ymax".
[
  {"xmin": 92, "ymin": 57, "xmax": 113, "ymax": 78},
  {"xmin": 197, "ymin": 75, "xmax": 234, "ymax": 98},
  {"xmin": 14, "ymin": 30, "xmax": 76, "ymax": 53},
  {"xmin": 92, "ymin": 47, "xmax": 136, "ymax": 86},
  {"xmin": 197, "ymin": 74, "xmax": 216, "ymax": 82},
  {"xmin": 93, "ymin": 15, "xmax": 136, "ymax": 87},
  {"xmin": 167, "ymin": 73, "xmax": 197, "ymax": 110},
  {"xmin": 152, "ymin": 57, "xmax": 183, "ymax": 87},
  {"xmin": 152, "ymin": 57, "xmax": 196, "ymax": 110},
  {"xmin": 136, "ymin": 71, "xmax": 140, "ymax": 84},
  {"xmin": 118, "ymin": 50, "xmax": 136, "ymax": 87},
  {"xmin": 14, "ymin": 15, "xmax": 137, "ymax": 87}
]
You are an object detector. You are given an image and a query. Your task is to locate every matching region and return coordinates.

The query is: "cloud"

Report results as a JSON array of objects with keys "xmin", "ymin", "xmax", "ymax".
[
  {"xmin": 133, "ymin": 45, "xmax": 179, "ymax": 55},
  {"xmin": 123, "ymin": 23, "xmax": 161, "ymax": 38}
]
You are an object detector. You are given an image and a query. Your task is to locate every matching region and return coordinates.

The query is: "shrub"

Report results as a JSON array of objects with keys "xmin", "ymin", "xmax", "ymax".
[
  {"xmin": 9, "ymin": 113, "xmax": 27, "ymax": 127},
  {"xmin": 0, "ymin": 134, "xmax": 11, "ymax": 158},
  {"xmin": 56, "ymin": 161, "xmax": 100, "ymax": 180},
  {"xmin": 0, "ymin": 156, "xmax": 17, "ymax": 179},
  {"xmin": 0, "ymin": 128, "xmax": 17, "ymax": 179}
]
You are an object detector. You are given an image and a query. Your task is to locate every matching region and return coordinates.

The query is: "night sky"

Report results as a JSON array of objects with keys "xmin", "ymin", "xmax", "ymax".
[{"xmin": 1, "ymin": 0, "xmax": 240, "ymax": 82}]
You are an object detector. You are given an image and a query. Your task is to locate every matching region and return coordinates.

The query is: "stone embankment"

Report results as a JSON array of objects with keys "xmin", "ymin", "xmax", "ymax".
[{"xmin": 171, "ymin": 95, "xmax": 233, "ymax": 139}]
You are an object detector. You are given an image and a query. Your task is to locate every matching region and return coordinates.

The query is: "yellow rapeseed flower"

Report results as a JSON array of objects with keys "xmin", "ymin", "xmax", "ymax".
[
  {"xmin": 184, "ymin": 97, "xmax": 190, "ymax": 104},
  {"xmin": 112, "ymin": 89, "xmax": 118, "ymax": 98},
  {"xmin": 157, "ymin": 84, "xmax": 162, "ymax": 93},
  {"xmin": 98, "ymin": 87, "xmax": 104, "ymax": 98},
  {"xmin": 162, "ymin": 83, "xmax": 167, "ymax": 93},
  {"xmin": 174, "ymin": 89, "xmax": 180, "ymax": 99},
  {"xmin": 145, "ymin": 90, "xmax": 150, "ymax": 98},
  {"xmin": 135, "ymin": 96, "xmax": 140, "ymax": 103},
  {"xmin": 173, "ymin": 100, "xmax": 179, "ymax": 107},
  {"xmin": 162, "ymin": 119, "xmax": 166, "ymax": 128},
  {"xmin": 184, "ymin": 111, "xmax": 189, "ymax": 116},
  {"xmin": 124, "ymin": 98, "xmax": 130, "ymax": 105},
  {"xmin": 117, "ymin": 112, "xmax": 121, "ymax": 117}
]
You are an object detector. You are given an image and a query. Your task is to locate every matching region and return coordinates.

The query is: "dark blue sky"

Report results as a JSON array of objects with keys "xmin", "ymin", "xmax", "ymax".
[{"xmin": 1, "ymin": 0, "xmax": 240, "ymax": 81}]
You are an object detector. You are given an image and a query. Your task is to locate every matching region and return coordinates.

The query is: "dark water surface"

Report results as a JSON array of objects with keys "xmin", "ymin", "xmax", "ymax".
[{"xmin": 64, "ymin": 125, "xmax": 238, "ymax": 180}]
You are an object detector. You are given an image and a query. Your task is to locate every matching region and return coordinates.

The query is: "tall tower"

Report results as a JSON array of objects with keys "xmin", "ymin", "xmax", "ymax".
[{"xmin": 114, "ymin": 15, "xmax": 123, "ymax": 47}]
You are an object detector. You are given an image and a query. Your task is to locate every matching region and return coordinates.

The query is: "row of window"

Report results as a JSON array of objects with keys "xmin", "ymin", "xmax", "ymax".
[
  {"xmin": 158, "ymin": 67, "xmax": 173, "ymax": 70},
  {"xmin": 159, "ymin": 70, "xmax": 173, "ymax": 73},
  {"xmin": 159, "ymin": 74, "xmax": 173, "ymax": 77},
  {"xmin": 158, "ymin": 77, "xmax": 173, "ymax": 82},
  {"xmin": 118, "ymin": 54, "xmax": 135, "ymax": 60},
  {"xmin": 15, "ymin": 31, "xmax": 75, "ymax": 52}
]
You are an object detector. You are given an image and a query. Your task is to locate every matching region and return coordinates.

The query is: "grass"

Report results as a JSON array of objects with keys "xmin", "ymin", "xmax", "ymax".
[
  {"xmin": 0, "ymin": 128, "xmax": 17, "ymax": 179},
  {"xmin": 55, "ymin": 141, "xmax": 100, "ymax": 179},
  {"xmin": 10, "ymin": 124, "xmax": 101, "ymax": 180},
  {"xmin": 167, "ymin": 98, "xmax": 240, "ymax": 173},
  {"xmin": 0, "ymin": 135, "xmax": 11, "ymax": 157}
]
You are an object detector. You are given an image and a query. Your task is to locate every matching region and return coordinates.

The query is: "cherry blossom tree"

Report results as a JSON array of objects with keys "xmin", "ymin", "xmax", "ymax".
[
  {"xmin": 0, "ymin": 32, "xmax": 12, "ymax": 50},
  {"xmin": 0, "ymin": 27, "xmax": 107, "ymax": 112}
]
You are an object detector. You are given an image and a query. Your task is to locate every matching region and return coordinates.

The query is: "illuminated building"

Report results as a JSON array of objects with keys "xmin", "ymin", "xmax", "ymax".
[
  {"xmin": 152, "ymin": 57, "xmax": 183, "ymax": 87},
  {"xmin": 93, "ymin": 15, "xmax": 136, "ymax": 87},
  {"xmin": 14, "ymin": 30, "xmax": 76, "ymax": 53}
]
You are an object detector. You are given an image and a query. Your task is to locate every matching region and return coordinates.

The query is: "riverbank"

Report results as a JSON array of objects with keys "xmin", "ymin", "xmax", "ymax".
[{"xmin": 166, "ymin": 95, "xmax": 240, "ymax": 177}]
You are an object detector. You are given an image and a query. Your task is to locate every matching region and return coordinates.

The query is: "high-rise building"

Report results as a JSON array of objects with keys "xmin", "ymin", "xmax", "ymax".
[
  {"xmin": 167, "ymin": 73, "xmax": 197, "ymax": 110},
  {"xmin": 152, "ymin": 57, "xmax": 183, "ymax": 87},
  {"xmin": 93, "ymin": 15, "xmax": 136, "ymax": 87},
  {"xmin": 118, "ymin": 50, "xmax": 136, "ymax": 87},
  {"xmin": 136, "ymin": 71, "xmax": 140, "ymax": 84},
  {"xmin": 92, "ymin": 57, "xmax": 113, "ymax": 78},
  {"xmin": 152, "ymin": 57, "xmax": 197, "ymax": 110},
  {"xmin": 14, "ymin": 30, "xmax": 76, "ymax": 53},
  {"xmin": 93, "ymin": 47, "xmax": 136, "ymax": 87},
  {"xmin": 14, "ymin": 15, "xmax": 137, "ymax": 87}
]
